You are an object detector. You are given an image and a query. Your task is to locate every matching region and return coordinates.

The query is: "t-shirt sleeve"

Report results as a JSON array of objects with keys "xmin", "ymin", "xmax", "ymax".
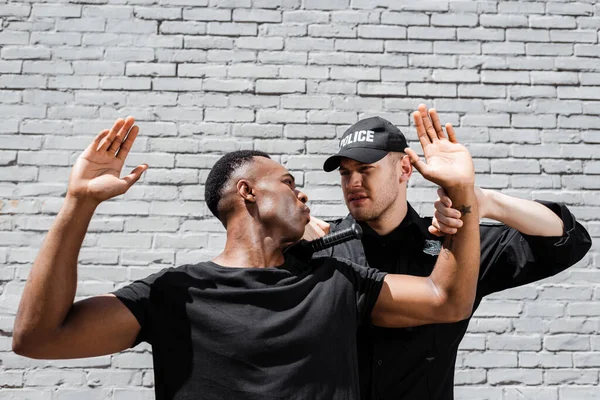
[
  {"xmin": 111, "ymin": 269, "xmax": 169, "ymax": 346},
  {"xmin": 329, "ymin": 257, "xmax": 387, "ymax": 325}
]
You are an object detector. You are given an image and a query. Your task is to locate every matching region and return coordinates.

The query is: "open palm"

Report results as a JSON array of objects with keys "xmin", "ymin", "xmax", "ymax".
[
  {"xmin": 405, "ymin": 105, "xmax": 475, "ymax": 189},
  {"xmin": 68, "ymin": 117, "xmax": 148, "ymax": 203}
]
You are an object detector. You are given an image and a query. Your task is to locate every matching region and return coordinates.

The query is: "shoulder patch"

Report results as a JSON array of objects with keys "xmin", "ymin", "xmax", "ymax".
[{"xmin": 422, "ymin": 239, "xmax": 442, "ymax": 256}]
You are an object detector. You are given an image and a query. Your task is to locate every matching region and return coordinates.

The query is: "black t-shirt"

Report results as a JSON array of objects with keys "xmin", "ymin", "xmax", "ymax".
[{"xmin": 112, "ymin": 255, "xmax": 386, "ymax": 400}]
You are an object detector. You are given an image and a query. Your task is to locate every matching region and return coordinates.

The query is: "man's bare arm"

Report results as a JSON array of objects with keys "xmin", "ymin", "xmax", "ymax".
[
  {"xmin": 13, "ymin": 117, "xmax": 147, "ymax": 359},
  {"xmin": 371, "ymin": 105, "xmax": 480, "ymax": 328},
  {"xmin": 371, "ymin": 186, "xmax": 479, "ymax": 327}
]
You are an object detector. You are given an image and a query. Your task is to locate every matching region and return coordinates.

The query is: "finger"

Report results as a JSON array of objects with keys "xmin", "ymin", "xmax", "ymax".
[
  {"xmin": 434, "ymin": 198, "xmax": 460, "ymax": 219},
  {"xmin": 302, "ymin": 221, "xmax": 324, "ymax": 241},
  {"xmin": 432, "ymin": 218, "xmax": 458, "ymax": 235},
  {"xmin": 311, "ymin": 216, "xmax": 331, "ymax": 235},
  {"xmin": 418, "ymin": 104, "xmax": 438, "ymax": 142},
  {"xmin": 93, "ymin": 129, "xmax": 110, "ymax": 152},
  {"xmin": 446, "ymin": 123, "xmax": 458, "ymax": 143},
  {"xmin": 121, "ymin": 164, "xmax": 148, "ymax": 192},
  {"xmin": 413, "ymin": 110, "xmax": 431, "ymax": 150},
  {"xmin": 437, "ymin": 187, "xmax": 452, "ymax": 207},
  {"xmin": 434, "ymin": 209, "xmax": 463, "ymax": 229},
  {"xmin": 310, "ymin": 223, "xmax": 326, "ymax": 239},
  {"xmin": 428, "ymin": 225, "xmax": 444, "ymax": 237},
  {"xmin": 404, "ymin": 147, "xmax": 428, "ymax": 176},
  {"xmin": 99, "ymin": 118, "xmax": 126, "ymax": 151},
  {"xmin": 116, "ymin": 125, "xmax": 139, "ymax": 162},
  {"xmin": 108, "ymin": 116, "xmax": 135, "ymax": 154},
  {"xmin": 429, "ymin": 109, "xmax": 447, "ymax": 140}
]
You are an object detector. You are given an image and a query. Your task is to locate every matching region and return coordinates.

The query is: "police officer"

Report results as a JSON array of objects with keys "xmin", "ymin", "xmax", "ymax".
[{"xmin": 318, "ymin": 104, "xmax": 592, "ymax": 400}]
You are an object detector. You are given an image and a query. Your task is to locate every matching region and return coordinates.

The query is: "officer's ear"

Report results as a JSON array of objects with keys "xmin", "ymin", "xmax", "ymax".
[{"xmin": 398, "ymin": 153, "xmax": 412, "ymax": 183}]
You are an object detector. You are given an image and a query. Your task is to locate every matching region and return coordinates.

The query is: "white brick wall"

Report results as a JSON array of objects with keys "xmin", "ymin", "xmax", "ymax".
[{"xmin": 1, "ymin": 0, "xmax": 599, "ymax": 398}]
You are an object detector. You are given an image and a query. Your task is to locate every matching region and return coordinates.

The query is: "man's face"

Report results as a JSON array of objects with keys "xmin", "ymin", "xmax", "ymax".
[
  {"xmin": 338, "ymin": 155, "xmax": 404, "ymax": 222},
  {"xmin": 251, "ymin": 158, "xmax": 310, "ymax": 242}
]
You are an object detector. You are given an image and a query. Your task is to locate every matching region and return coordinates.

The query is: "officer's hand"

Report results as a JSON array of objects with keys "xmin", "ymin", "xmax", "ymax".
[
  {"xmin": 429, "ymin": 188, "xmax": 463, "ymax": 236},
  {"xmin": 429, "ymin": 186, "xmax": 490, "ymax": 236},
  {"xmin": 302, "ymin": 216, "xmax": 330, "ymax": 241}
]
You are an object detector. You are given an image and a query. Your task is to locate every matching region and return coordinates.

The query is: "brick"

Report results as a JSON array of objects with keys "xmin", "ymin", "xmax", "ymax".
[
  {"xmin": 498, "ymin": 2, "xmax": 544, "ymax": 14},
  {"xmin": 546, "ymin": 335, "xmax": 591, "ymax": 351},
  {"xmin": 550, "ymin": 30, "xmax": 597, "ymax": 43},
  {"xmin": 520, "ymin": 352, "xmax": 572, "ymax": 368},
  {"xmin": 480, "ymin": 14, "xmax": 528, "ymax": 28},
  {"xmin": 547, "ymin": 2, "xmax": 593, "ymax": 16},
  {"xmin": 358, "ymin": 82, "xmax": 406, "ymax": 97},
  {"xmin": 0, "ymin": 61, "xmax": 22, "ymax": 74},
  {"xmin": 331, "ymin": 10, "xmax": 380, "ymax": 24},
  {"xmin": 153, "ymin": 78, "xmax": 203, "ymax": 91},
  {"xmin": 458, "ymin": 84, "xmax": 505, "ymax": 98},
  {"xmin": 512, "ymin": 114, "xmax": 556, "ymax": 129},
  {"xmin": 0, "ymin": 4, "xmax": 31, "ymax": 17},
  {"xmin": 506, "ymin": 29, "xmax": 550, "ymax": 43},
  {"xmin": 208, "ymin": 22, "xmax": 257, "ymax": 36},
  {"xmin": 458, "ymin": 28, "xmax": 504, "ymax": 41},
  {"xmin": 431, "ymin": 13, "xmax": 478, "ymax": 27},
  {"xmin": 236, "ymin": 36, "xmax": 283, "ymax": 50},
  {"xmin": 0, "ymin": 31, "xmax": 30, "ymax": 45},
  {"xmin": 134, "ymin": 6, "xmax": 181, "ymax": 20},
  {"xmin": 510, "ymin": 85, "xmax": 556, "ymax": 99},
  {"xmin": 463, "ymin": 351, "xmax": 518, "ymax": 368},
  {"xmin": 282, "ymin": 95, "xmax": 332, "ymax": 109},
  {"xmin": 233, "ymin": 8, "xmax": 281, "ymax": 22},
  {"xmin": 160, "ymin": 21, "xmax": 206, "ymax": 35},
  {"xmin": 54, "ymin": 47, "xmax": 104, "ymax": 60},
  {"xmin": 358, "ymin": 25, "xmax": 406, "ymax": 39},
  {"xmin": 530, "ymin": 16, "xmax": 577, "ymax": 29},
  {"xmin": 1, "ymin": 46, "xmax": 51, "ymax": 60},
  {"xmin": 407, "ymin": 27, "xmax": 456, "ymax": 40},
  {"xmin": 527, "ymin": 43, "xmax": 573, "ymax": 56},
  {"xmin": 261, "ymin": 23, "xmax": 307, "ymax": 37},
  {"xmin": 335, "ymin": 39, "xmax": 383, "ymax": 53},
  {"xmin": 282, "ymin": 10, "xmax": 329, "ymax": 24},
  {"xmin": 105, "ymin": 47, "xmax": 155, "ymax": 61},
  {"xmin": 57, "ymin": 18, "xmax": 106, "ymax": 32},
  {"xmin": 482, "ymin": 42, "xmax": 525, "ymax": 55},
  {"xmin": 381, "ymin": 11, "xmax": 429, "ymax": 26},
  {"xmin": 386, "ymin": 40, "xmax": 433, "ymax": 54},
  {"xmin": 256, "ymin": 79, "xmax": 305, "ymax": 94},
  {"xmin": 410, "ymin": 54, "xmax": 456, "ymax": 68},
  {"xmin": 488, "ymin": 369, "xmax": 543, "ymax": 385}
]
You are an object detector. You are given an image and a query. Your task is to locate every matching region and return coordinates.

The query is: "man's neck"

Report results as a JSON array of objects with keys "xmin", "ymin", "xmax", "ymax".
[{"xmin": 212, "ymin": 216, "xmax": 287, "ymax": 268}]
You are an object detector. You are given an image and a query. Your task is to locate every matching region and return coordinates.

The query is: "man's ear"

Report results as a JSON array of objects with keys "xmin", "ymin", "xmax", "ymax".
[
  {"xmin": 399, "ymin": 154, "xmax": 413, "ymax": 183},
  {"xmin": 237, "ymin": 179, "xmax": 256, "ymax": 202}
]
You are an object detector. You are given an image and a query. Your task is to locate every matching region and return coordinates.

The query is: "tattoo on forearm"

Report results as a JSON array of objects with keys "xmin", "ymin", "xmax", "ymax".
[
  {"xmin": 442, "ymin": 235, "xmax": 455, "ymax": 259},
  {"xmin": 458, "ymin": 205, "xmax": 472, "ymax": 216}
]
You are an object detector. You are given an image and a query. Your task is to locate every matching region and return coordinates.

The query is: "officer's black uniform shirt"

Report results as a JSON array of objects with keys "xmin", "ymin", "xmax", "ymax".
[{"xmin": 320, "ymin": 201, "xmax": 591, "ymax": 400}]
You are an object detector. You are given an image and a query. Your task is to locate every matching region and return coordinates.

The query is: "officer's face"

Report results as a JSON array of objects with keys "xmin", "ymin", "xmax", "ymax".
[{"xmin": 339, "ymin": 154, "xmax": 405, "ymax": 222}]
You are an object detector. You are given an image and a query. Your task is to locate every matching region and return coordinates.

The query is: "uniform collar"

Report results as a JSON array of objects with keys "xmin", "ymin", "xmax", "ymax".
[{"xmin": 356, "ymin": 203, "xmax": 433, "ymax": 249}]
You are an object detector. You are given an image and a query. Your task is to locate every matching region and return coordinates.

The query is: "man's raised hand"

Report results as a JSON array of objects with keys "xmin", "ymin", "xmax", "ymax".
[
  {"xmin": 67, "ymin": 116, "xmax": 148, "ymax": 204},
  {"xmin": 404, "ymin": 104, "xmax": 475, "ymax": 190}
]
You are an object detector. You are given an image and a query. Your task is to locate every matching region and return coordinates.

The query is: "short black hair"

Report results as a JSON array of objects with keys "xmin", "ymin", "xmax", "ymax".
[{"xmin": 205, "ymin": 150, "xmax": 270, "ymax": 220}]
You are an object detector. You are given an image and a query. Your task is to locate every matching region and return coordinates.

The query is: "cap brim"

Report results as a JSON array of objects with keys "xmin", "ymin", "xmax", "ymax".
[{"xmin": 323, "ymin": 148, "xmax": 389, "ymax": 172}]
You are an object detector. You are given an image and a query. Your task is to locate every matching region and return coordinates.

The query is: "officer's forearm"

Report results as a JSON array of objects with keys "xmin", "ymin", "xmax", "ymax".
[{"xmin": 482, "ymin": 189, "xmax": 564, "ymax": 236}]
